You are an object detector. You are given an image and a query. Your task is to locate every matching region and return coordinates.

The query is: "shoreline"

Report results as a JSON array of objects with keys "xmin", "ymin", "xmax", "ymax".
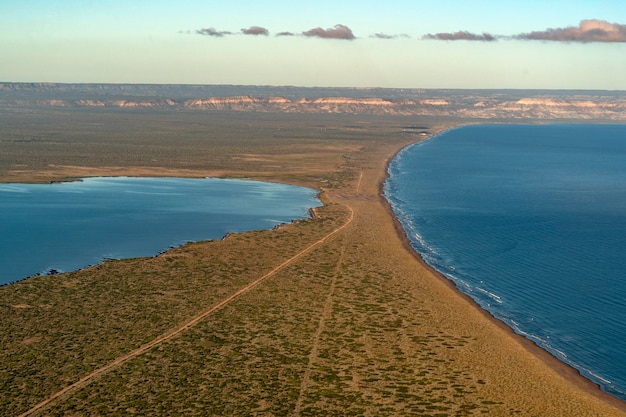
[
  {"xmin": 378, "ymin": 130, "xmax": 626, "ymax": 412},
  {"xmin": 4, "ymin": 113, "xmax": 626, "ymax": 414},
  {"xmin": 0, "ymin": 177, "xmax": 322, "ymax": 287}
]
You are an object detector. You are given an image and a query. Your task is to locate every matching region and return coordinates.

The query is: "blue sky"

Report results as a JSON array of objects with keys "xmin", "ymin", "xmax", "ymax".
[{"xmin": 1, "ymin": 0, "xmax": 626, "ymax": 89}]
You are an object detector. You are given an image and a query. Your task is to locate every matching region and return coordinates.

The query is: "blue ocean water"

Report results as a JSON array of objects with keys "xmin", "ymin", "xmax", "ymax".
[
  {"xmin": 0, "ymin": 177, "xmax": 320, "ymax": 285},
  {"xmin": 384, "ymin": 124, "xmax": 626, "ymax": 401}
]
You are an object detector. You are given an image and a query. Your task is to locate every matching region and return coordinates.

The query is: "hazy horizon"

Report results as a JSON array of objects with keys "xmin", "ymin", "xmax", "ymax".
[
  {"xmin": 1, "ymin": 1, "xmax": 626, "ymax": 90},
  {"xmin": 4, "ymin": 82, "xmax": 626, "ymax": 91}
]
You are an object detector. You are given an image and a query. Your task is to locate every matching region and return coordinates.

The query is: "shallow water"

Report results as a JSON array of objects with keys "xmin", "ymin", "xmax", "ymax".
[
  {"xmin": 384, "ymin": 124, "xmax": 626, "ymax": 400},
  {"xmin": 0, "ymin": 177, "xmax": 320, "ymax": 285}
]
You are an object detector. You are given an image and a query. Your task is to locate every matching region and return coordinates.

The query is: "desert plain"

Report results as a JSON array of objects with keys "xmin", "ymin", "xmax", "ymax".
[{"xmin": 1, "ymin": 85, "xmax": 626, "ymax": 416}]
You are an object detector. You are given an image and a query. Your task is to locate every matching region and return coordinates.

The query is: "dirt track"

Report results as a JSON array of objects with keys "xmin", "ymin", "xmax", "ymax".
[{"xmin": 19, "ymin": 204, "xmax": 355, "ymax": 417}]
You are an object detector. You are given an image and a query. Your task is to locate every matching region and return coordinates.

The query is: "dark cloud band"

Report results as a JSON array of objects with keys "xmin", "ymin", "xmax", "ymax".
[
  {"xmin": 423, "ymin": 31, "xmax": 497, "ymax": 41},
  {"xmin": 242, "ymin": 26, "xmax": 269, "ymax": 36},
  {"xmin": 302, "ymin": 24, "xmax": 355, "ymax": 40},
  {"xmin": 196, "ymin": 27, "xmax": 232, "ymax": 37},
  {"xmin": 517, "ymin": 19, "xmax": 626, "ymax": 42},
  {"xmin": 192, "ymin": 19, "xmax": 626, "ymax": 44},
  {"xmin": 371, "ymin": 33, "xmax": 410, "ymax": 40}
]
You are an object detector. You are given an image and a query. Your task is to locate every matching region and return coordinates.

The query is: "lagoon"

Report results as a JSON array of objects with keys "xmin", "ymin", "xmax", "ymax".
[{"xmin": 0, "ymin": 177, "xmax": 320, "ymax": 285}]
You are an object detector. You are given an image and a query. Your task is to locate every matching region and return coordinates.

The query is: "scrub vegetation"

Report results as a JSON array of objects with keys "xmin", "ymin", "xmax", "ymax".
[
  {"xmin": 0, "ymin": 107, "xmax": 624, "ymax": 416},
  {"xmin": 0, "ymin": 108, "xmax": 422, "ymax": 186}
]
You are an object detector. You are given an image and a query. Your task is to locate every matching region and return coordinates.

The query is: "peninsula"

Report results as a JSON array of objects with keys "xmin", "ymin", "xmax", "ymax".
[{"xmin": 1, "ymin": 84, "xmax": 625, "ymax": 416}]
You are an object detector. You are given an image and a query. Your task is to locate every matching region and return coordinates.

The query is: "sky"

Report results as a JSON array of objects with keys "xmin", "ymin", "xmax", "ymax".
[{"xmin": 1, "ymin": 0, "xmax": 626, "ymax": 90}]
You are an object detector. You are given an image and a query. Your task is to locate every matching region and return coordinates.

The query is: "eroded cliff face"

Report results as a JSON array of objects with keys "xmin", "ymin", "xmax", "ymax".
[
  {"xmin": 1, "ymin": 83, "xmax": 625, "ymax": 120},
  {"xmin": 151, "ymin": 95, "xmax": 626, "ymax": 119},
  {"xmin": 491, "ymin": 98, "xmax": 626, "ymax": 119}
]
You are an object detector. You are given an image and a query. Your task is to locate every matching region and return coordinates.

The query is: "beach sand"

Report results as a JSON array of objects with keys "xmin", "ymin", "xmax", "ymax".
[{"xmin": 3, "ymin": 122, "xmax": 626, "ymax": 416}]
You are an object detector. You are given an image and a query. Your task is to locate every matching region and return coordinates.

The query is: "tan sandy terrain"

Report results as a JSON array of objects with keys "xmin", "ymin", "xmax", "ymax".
[{"xmin": 0, "ymin": 107, "xmax": 625, "ymax": 416}]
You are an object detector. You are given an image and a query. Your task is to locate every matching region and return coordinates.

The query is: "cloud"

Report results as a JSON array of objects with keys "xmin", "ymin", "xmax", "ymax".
[
  {"xmin": 371, "ymin": 33, "xmax": 410, "ymax": 39},
  {"xmin": 516, "ymin": 19, "xmax": 626, "ymax": 42},
  {"xmin": 302, "ymin": 24, "xmax": 355, "ymax": 40},
  {"xmin": 276, "ymin": 31, "xmax": 295, "ymax": 37},
  {"xmin": 196, "ymin": 27, "xmax": 232, "ymax": 37},
  {"xmin": 242, "ymin": 26, "xmax": 269, "ymax": 36},
  {"xmin": 423, "ymin": 31, "xmax": 497, "ymax": 41}
]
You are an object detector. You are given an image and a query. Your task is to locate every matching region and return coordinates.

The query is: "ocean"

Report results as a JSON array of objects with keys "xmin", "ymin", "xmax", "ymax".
[
  {"xmin": 0, "ymin": 177, "xmax": 320, "ymax": 285},
  {"xmin": 384, "ymin": 124, "xmax": 626, "ymax": 401}
]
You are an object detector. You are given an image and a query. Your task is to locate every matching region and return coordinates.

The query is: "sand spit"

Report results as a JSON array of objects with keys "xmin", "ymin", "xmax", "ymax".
[
  {"xmin": 2, "ymin": 122, "xmax": 625, "ymax": 415},
  {"xmin": 377, "ymin": 135, "xmax": 626, "ymax": 415}
]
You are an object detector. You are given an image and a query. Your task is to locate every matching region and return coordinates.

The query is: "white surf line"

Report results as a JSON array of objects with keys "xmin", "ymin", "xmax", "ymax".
[{"xmin": 19, "ymin": 204, "xmax": 355, "ymax": 417}]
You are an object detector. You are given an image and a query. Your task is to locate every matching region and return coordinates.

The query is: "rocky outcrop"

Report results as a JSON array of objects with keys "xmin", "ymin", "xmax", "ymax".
[
  {"xmin": 490, "ymin": 98, "xmax": 626, "ymax": 120},
  {"xmin": 183, "ymin": 96, "xmax": 401, "ymax": 113},
  {"xmin": 1, "ymin": 83, "xmax": 624, "ymax": 120},
  {"xmin": 181, "ymin": 95, "xmax": 626, "ymax": 119}
]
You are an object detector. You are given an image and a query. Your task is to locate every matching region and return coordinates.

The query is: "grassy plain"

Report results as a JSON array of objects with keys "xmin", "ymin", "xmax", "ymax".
[{"xmin": 1, "ymin": 108, "xmax": 625, "ymax": 416}]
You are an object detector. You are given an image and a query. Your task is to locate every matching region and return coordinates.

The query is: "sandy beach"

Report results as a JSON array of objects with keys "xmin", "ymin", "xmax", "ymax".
[
  {"xmin": 377, "ymin": 135, "xmax": 626, "ymax": 414},
  {"xmin": 320, "ymin": 133, "xmax": 626, "ymax": 415}
]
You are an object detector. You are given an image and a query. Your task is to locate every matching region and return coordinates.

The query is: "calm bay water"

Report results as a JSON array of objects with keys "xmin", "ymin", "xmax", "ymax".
[
  {"xmin": 0, "ymin": 177, "xmax": 320, "ymax": 285},
  {"xmin": 384, "ymin": 124, "xmax": 626, "ymax": 400}
]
